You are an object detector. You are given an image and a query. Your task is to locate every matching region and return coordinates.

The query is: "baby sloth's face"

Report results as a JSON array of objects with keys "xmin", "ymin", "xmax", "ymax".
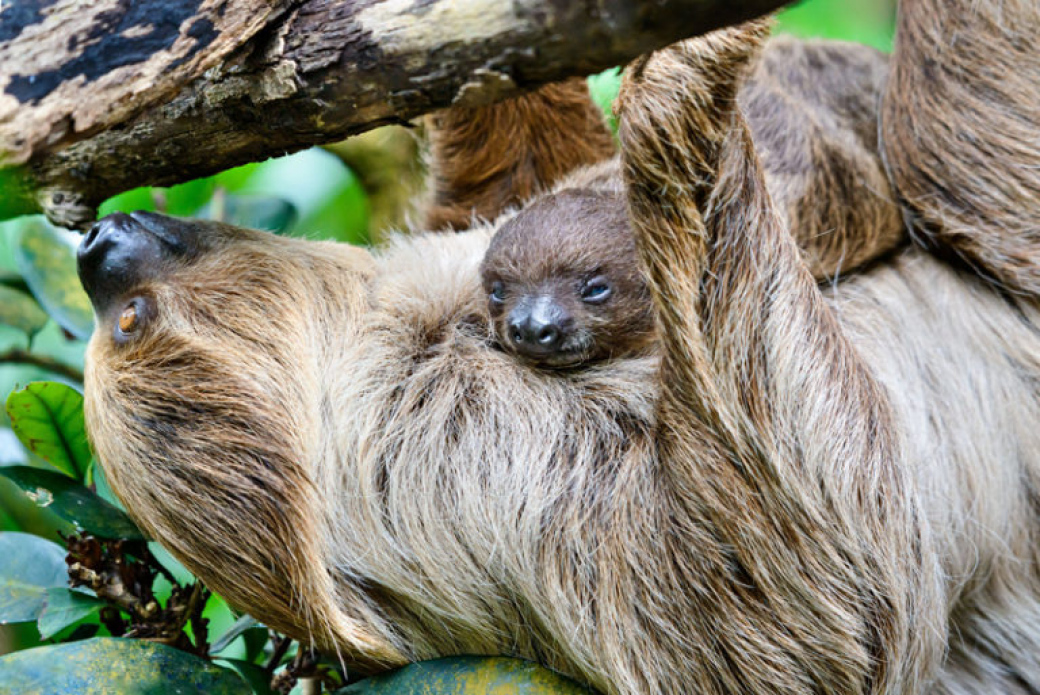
[{"xmin": 480, "ymin": 190, "xmax": 655, "ymax": 368}]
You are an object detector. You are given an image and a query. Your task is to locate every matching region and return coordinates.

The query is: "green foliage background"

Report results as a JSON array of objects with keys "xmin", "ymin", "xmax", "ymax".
[{"xmin": 0, "ymin": 0, "xmax": 896, "ymax": 691}]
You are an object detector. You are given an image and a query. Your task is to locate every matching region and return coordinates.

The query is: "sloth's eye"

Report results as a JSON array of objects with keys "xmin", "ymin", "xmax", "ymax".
[
  {"xmin": 115, "ymin": 298, "xmax": 150, "ymax": 342},
  {"xmin": 489, "ymin": 281, "xmax": 506, "ymax": 304},
  {"xmin": 581, "ymin": 277, "xmax": 612, "ymax": 304},
  {"xmin": 119, "ymin": 304, "xmax": 138, "ymax": 333}
]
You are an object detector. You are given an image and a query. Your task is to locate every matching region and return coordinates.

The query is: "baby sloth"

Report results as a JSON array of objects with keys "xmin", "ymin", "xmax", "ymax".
[{"xmin": 480, "ymin": 189, "xmax": 654, "ymax": 367}]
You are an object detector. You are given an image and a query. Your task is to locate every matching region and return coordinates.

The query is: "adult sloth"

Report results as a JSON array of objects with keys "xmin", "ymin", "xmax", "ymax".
[{"xmin": 75, "ymin": 0, "xmax": 1040, "ymax": 693}]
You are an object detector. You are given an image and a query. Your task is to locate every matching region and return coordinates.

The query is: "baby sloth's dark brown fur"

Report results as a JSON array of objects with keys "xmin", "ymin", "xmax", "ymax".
[{"xmin": 480, "ymin": 190, "xmax": 653, "ymax": 367}]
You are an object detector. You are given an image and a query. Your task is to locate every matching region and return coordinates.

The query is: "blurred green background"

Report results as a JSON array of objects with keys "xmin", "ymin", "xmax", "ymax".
[{"xmin": 0, "ymin": 0, "xmax": 897, "ymax": 663}]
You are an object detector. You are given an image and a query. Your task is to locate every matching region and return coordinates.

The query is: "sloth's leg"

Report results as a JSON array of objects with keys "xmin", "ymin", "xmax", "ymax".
[
  {"xmin": 745, "ymin": 39, "xmax": 905, "ymax": 282},
  {"xmin": 423, "ymin": 78, "xmax": 616, "ymax": 230}
]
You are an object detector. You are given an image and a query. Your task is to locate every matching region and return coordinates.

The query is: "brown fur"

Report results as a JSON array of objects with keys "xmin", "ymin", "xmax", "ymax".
[
  {"xmin": 423, "ymin": 77, "xmax": 617, "ymax": 231},
  {"xmin": 881, "ymin": 0, "xmax": 1040, "ymax": 295},
  {"xmin": 80, "ymin": 2, "xmax": 1040, "ymax": 694},
  {"xmin": 477, "ymin": 38, "xmax": 901, "ymax": 368},
  {"xmin": 479, "ymin": 189, "xmax": 654, "ymax": 367},
  {"xmin": 429, "ymin": 39, "xmax": 903, "ymax": 284},
  {"xmin": 746, "ymin": 37, "xmax": 904, "ymax": 280}
]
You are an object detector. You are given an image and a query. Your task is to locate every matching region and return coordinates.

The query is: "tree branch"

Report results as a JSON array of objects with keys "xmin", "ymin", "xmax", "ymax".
[
  {"xmin": 0, "ymin": 349, "xmax": 85, "ymax": 383},
  {"xmin": 1, "ymin": 0, "xmax": 789, "ymax": 229}
]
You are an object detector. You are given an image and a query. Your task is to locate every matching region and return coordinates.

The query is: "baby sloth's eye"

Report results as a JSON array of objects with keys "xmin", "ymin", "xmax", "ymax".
[
  {"xmin": 489, "ymin": 281, "xmax": 506, "ymax": 305},
  {"xmin": 114, "ymin": 298, "xmax": 150, "ymax": 342},
  {"xmin": 581, "ymin": 276, "xmax": 612, "ymax": 304}
]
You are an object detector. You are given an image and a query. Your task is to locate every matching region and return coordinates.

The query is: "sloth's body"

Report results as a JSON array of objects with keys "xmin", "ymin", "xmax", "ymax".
[
  {"xmin": 78, "ymin": 1, "xmax": 1040, "ymax": 693},
  {"xmin": 342, "ymin": 227, "xmax": 1040, "ymax": 694}
]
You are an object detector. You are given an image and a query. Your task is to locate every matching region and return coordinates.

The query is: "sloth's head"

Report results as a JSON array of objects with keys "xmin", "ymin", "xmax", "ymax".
[
  {"xmin": 75, "ymin": 211, "xmax": 389, "ymax": 660},
  {"xmin": 480, "ymin": 190, "xmax": 655, "ymax": 368}
]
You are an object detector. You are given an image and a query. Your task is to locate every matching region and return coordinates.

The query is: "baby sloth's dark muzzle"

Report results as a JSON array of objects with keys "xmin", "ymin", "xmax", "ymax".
[{"xmin": 77, "ymin": 211, "xmax": 198, "ymax": 313}]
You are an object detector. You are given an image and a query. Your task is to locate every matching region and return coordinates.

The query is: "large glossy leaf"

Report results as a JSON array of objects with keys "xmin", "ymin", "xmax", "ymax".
[
  {"xmin": 219, "ymin": 659, "xmax": 275, "ymax": 695},
  {"xmin": 15, "ymin": 220, "xmax": 94, "ymax": 340},
  {"xmin": 338, "ymin": 657, "xmax": 593, "ymax": 694},
  {"xmin": 0, "ymin": 638, "xmax": 252, "ymax": 694},
  {"xmin": 0, "ymin": 531, "xmax": 67, "ymax": 624},
  {"xmin": 0, "ymin": 286, "xmax": 47, "ymax": 336},
  {"xmin": 0, "ymin": 466, "xmax": 145, "ymax": 540},
  {"xmin": 37, "ymin": 588, "xmax": 103, "ymax": 639},
  {"xmin": 5, "ymin": 382, "xmax": 90, "ymax": 480}
]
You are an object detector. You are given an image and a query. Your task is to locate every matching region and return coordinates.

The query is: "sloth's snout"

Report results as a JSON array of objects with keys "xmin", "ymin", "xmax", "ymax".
[{"xmin": 77, "ymin": 211, "xmax": 195, "ymax": 312}]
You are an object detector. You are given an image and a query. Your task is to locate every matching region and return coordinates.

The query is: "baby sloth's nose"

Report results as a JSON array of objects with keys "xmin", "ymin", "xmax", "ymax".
[
  {"xmin": 511, "ymin": 316, "xmax": 562, "ymax": 350},
  {"xmin": 77, "ymin": 211, "xmax": 196, "ymax": 313},
  {"xmin": 508, "ymin": 295, "xmax": 571, "ymax": 359}
]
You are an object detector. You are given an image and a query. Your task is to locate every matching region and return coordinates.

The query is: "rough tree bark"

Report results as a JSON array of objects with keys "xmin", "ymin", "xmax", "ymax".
[{"xmin": 0, "ymin": 0, "xmax": 789, "ymax": 229}]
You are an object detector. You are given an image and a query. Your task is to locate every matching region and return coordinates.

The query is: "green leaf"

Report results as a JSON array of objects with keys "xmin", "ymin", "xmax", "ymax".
[
  {"xmin": 337, "ymin": 656, "xmax": 593, "ymax": 694},
  {"xmin": 218, "ymin": 659, "xmax": 275, "ymax": 695},
  {"xmin": 91, "ymin": 461, "xmax": 123, "ymax": 509},
  {"xmin": 0, "ymin": 170, "xmax": 38, "ymax": 223},
  {"xmin": 587, "ymin": 67, "xmax": 621, "ymax": 134},
  {"xmin": 5, "ymin": 382, "xmax": 91, "ymax": 480},
  {"xmin": 199, "ymin": 193, "xmax": 298, "ymax": 234},
  {"xmin": 37, "ymin": 588, "xmax": 103, "ymax": 639},
  {"xmin": 0, "ymin": 638, "xmax": 253, "ymax": 694},
  {"xmin": 0, "ymin": 325, "xmax": 28, "ymax": 356},
  {"xmin": 25, "ymin": 320, "xmax": 87, "ymax": 381},
  {"xmin": 15, "ymin": 220, "xmax": 94, "ymax": 340},
  {"xmin": 148, "ymin": 541, "xmax": 193, "ymax": 584},
  {"xmin": 97, "ymin": 187, "xmax": 157, "ymax": 218},
  {"xmin": 211, "ymin": 614, "xmax": 260, "ymax": 655},
  {"xmin": 0, "ymin": 531, "xmax": 67, "ymax": 624},
  {"xmin": 164, "ymin": 178, "xmax": 219, "ymax": 217},
  {"xmin": 0, "ymin": 286, "xmax": 48, "ymax": 336},
  {"xmin": 0, "ymin": 466, "xmax": 146, "ymax": 540},
  {"xmin": 241, "ymin": 625, "xmax": 269, "ymax": 663},
  {"xmin": 0, "ymin": 218, "xmax": 25, "ymax": 283},
  {"xmin": 232, "ymin": 148, "xmax": 370, "ymax": 243}
]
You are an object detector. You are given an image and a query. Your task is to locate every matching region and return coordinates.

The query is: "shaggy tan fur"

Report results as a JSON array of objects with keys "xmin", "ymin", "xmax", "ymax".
[
  {"xmin": 882, "ymin": 0, "xmax": 1040, "ymax": 295},
  {"xmin": 81, "ymin": 1, "xmax": 1040, "ymax": 693}
]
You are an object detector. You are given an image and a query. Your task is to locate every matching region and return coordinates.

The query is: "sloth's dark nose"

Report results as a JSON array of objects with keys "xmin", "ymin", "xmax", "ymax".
[
  {"xmin": 511, "ymin": 317, "xmax": 562, "ymax": 350},
  {"xmin": 508, "ymin": 298, "xmax": 571, "ymax": 358},
  {"xmin": 78, "ymin": 211, "xmax": 194, "ymax": 312}
]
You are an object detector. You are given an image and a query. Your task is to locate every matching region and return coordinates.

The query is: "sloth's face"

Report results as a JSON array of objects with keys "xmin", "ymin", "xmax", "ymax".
[
  {"xmin": 480, "ymin": 191, "xmax": 656, "ymax": 368},
  {"xmin": 75, "ymin": 212, "xmax": 375, "ymax": 644}
]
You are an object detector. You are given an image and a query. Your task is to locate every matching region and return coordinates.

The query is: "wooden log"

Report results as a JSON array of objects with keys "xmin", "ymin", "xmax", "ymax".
[{"xmin": 0, "ymin": 0, "xmax": 789, "ymax": 227}]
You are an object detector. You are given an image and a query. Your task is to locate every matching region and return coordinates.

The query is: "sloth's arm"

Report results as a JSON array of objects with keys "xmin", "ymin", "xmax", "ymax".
[
  {"xmin": 616, "ymin": 25, "xmax": 934, "ymax": 692},
  {"xmin": 423, "ymin": 78, "xmax": 615, "ymax": 230},
  {"xmin": 882, "ymin": 0, "xmax": 1040, "ymax": 295}
]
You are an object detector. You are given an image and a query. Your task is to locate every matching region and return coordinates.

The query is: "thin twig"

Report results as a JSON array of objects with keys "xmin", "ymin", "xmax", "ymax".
[
  {"xmin": 0, "ymin": 349, "xmax": 84, "ymax": 382},
  {"xmin": 68, "ymin": 563, "xmax": 159, "ymax": 619},
  {"xmin": 266, "ymin": 633, "xmax": 293, "ymax": 675}
]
